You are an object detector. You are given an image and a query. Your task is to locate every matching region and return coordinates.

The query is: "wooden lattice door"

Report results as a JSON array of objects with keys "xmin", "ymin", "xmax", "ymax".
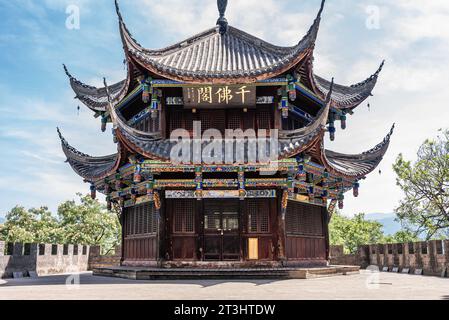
[{"xmin": 203, "ymin": 200, "xmax": 240, "ymax": 261}]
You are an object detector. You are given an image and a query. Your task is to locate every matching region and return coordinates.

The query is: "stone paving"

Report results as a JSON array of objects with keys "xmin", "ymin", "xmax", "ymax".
[{"xmin": 0, "ymin": 271, "xmax": 448, "ymax": 300}]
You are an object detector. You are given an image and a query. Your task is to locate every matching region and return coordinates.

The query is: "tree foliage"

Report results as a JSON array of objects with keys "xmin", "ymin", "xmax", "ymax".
[
  {"xmin": 329, "ymin": 213, "xmax": 421, "ymax": 254},
  {"xmin": 0, "ymin": 194, "xmax": 121, "ymax": 254},
  {"xmin": 393, "ymin": 129, "xmax": 449, "ymax": 240},
  {"xmin": 382, "ymin": 230, "xmax": 420, "ymax": 244},
  {"xmin": 329, "ymin": 213, "xmax": 385, "ymax": 254}
]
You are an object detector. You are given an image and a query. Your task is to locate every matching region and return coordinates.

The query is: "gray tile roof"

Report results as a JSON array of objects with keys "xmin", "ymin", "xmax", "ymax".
[
  {"xmin": 311, "ymin": 61, "xmax": 385, "ymax": 111},
  {"xmin": 57, "ymin": 128, "xmax": 121, "ymax": 182},
  {"xmin": 63, "ymin": 64, "xmax": 129, "ymax": 113},
  {"xmin": 119, "ymin": 3, "xmax": 322, "ymax": 83},
  {"xmin": 323, "ymin": 124, "xmax": 395, "ymax": 178}
]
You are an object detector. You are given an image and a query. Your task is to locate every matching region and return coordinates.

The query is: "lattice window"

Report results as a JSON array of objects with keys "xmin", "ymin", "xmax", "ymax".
[
  {"xmin": 227, "ymin": 111, "xmax": 242, "ymax": 130},
  {"xmin": 125, "ymin": 203, "xmax": 158, "ymax": 237},
  {"xmin": 286, "ymin": 202, "xmax": 324, "ymax": 236},
  {"xmin": 152, "ymin": 209, "xmax": 158, "ymax": 234},
  {"xmin": 248, "ymin": 200, "xmax": 270, "ymax": 233},
  {"xmin": 243, "ymin": 110, "xmax": 255, "ymax": 130},
  {"xmin": 173, "ymin": 200, "xmax": 195, "ymax": 234},
  {"xmin": 256, "ymin": 108, "xmax": 272, "ymax": 130},
  {"xmin": 143, "ymin": 204, "xmax": 149, "ymax": 234},
  {"xmin": 169, "ymin": 110, "xmax": 184, "ymax": 133},
  {"xmin": 199, "ymin": 110, "xmax": 226, "ymax": 134},
  {"xmin": 408, "ymin": 243, "xmax": 415, "ymax": 254}
]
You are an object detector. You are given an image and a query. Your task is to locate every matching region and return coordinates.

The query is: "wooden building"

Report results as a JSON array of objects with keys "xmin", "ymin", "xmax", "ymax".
[{"xmin": 58, "ymin": 0, "xmax": 393, "ymax": 268}]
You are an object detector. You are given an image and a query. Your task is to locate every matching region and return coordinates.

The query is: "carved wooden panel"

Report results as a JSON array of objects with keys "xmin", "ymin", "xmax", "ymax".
[
  {"xmin": 173, "ymin": 199, "xmax": 195, "ymax": 234},
  {"xmin": 247, "ymin": 199, "xmax": 270, "ymax": 234},
  {"xmin": 286, "ymin": 201, "xmax": 324, "ymax": 236},
  {"xmin": 123, "ymin": 203, "xmax": 158, "ymax": 261}
]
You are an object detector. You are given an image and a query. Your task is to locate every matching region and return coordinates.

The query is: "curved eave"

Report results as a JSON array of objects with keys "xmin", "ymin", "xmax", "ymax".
[
  {"xmin": 63, "ymin": 65, "xmax": 130, "ymax": 113},
  {"xmin": 57, "ymin": 128, "xmax": 121, "ymax": 182},
  {"xmin": 312, "ymin": 60, "xmax": 384, "ymax": 111},
  {"xmin": 296, "ymin": 26, "xmax": 385, "ymax": 112},
  {"xmin": 321, "ymin": 124, "xmax": 395, "ymax": 179},
  {"xmin": 279, "ymin": 78, "xmax": 333, "ymax": 159},
  {"xmin": 115, "ymin": 0, "xmax": 324, "ymax": 84}
]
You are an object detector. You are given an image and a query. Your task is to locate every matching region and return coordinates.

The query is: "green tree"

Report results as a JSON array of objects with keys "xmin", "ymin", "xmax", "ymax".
[
  {"xmin": 57, "ymin": 194, "xmax": 121, "ymax": 254},
  {"xmin": 0, "ymin": 206, "xmax": 60, "ymax": 243},
  {"xmin": 382, "ymin": 230, "xmax": 420, "ymax": 244},
  {"xmin": 0, "ymin": 194, "xmax": 121, "ymax": 255},
  {"xmin": 393, "ymin": 129, "xmax": 449, "ymax": 240},
  {"xmin": 329, "ymin": 212, "xmax": 385, "ymax": 254}
]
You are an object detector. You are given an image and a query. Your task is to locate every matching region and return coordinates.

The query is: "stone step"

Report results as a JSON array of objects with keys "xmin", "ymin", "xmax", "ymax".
[{"xmin": 93, "ymin": 266, "xmax": 360, "ymax": 280}]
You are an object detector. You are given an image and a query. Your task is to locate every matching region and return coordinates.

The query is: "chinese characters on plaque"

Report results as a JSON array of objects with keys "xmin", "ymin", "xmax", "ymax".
[{"xmin": 183, "ymin": 85, "xmax": 256, "ymax": 107}]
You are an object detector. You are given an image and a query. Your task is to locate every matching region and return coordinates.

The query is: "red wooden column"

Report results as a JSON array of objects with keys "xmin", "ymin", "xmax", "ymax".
[
  {"xmin": 322, "ymin": 206, "xmax": 331, "ymax": 262},
  {"xmin": 120, "ymin": 207, "xmax": 125, "ymax": 266},
  {"xmin": 276, "ymin": 190, "xmax": 287, "ymax": 262}
]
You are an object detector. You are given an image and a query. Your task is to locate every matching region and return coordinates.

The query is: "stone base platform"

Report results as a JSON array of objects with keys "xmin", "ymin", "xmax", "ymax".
[{"xmin": 92, "ymin": 265, "xmax": 360, "ymax": 280}]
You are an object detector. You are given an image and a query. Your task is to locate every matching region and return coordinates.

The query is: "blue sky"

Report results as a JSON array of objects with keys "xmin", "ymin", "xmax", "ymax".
[{"xmin": 0, "ymin": 0, "xmax": 448, "ymax": 217}]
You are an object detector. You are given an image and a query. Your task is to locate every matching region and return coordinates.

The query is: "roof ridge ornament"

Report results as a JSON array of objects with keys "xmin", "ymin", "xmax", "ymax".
[{"xmin": 216, "ymin": 0, "xmax": 229, "ymax": 35}]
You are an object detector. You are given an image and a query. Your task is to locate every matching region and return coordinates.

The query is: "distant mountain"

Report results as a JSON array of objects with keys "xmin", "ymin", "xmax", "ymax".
[{"xmin": 365, "ymin": 213, "xmax": 403, "ymax": 236}]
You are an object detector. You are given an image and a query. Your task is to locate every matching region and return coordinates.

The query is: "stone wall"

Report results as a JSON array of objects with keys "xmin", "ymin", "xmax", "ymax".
[
  {"xmin": 0, "ymin": 241, "xmax": 90, "ymax": 279},
  {"xmin": 331, "ymin": 240, "xmax": 449, "ymax": 277},
  {"xmin": 330, "ymin": 245, "xmax": 370, "ymax": 268},
  {"xmin": 88, "ymin": 246, "xmax": 121, "ymax": 269}
]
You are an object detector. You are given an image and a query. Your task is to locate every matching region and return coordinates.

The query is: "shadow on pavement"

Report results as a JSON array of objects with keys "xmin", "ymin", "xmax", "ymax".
[{"xmin": 0, "ymin": 272, "xmax": 287, "ymax": 288}]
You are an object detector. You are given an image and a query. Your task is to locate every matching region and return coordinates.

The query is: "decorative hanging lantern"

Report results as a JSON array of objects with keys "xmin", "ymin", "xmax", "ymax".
[
  {"xmin": 338, "ymin": 194, "xmax": 345, "ymax": 209},
  {"xmin": 322, "ymin": 170, "xmax": 329, "ymax": 189},
  {"xmin": 322, "ymin": 189, "xmax": 328, "ymax": 198},
  {"xmin": 329, "ymin": 123, "xmax": 336, "ymax": 141},
  {"xmin": 104, "ymin": 181, "xmax": 111, "ymax": 195},
  {"xmin": 287, "ymin": 175, "xmax": 295, "ymax": 196},
  {"xmin": 340, "ymin": 114, "xmax": 347, "ymax": 130},
  {"xmin": 151, "ymin": 96, "xmax": 159, "ymax": 119},
  {"xmin": 328, "ymin": 112, "xmax": 336, "ymax": 141},
  {"xmin": 106, "ymin": 196, "xmax": 112, "ymax": 211},
  {"xmin": 146, "ymin": 180, "xmax": 154, "ymax": 202},
  {"xmin": 287, "ymin": 75, "xmax": 297, "ymax": 101},
  {"xmin": 238, "ymin": 169, "xmax": 246, "ymax": 200},
  {"xmin": 353, "ymin": 182, "xmax": 360, "ymax": 197},
  {"xmin": 297, "ymin": 163, "xmax": 306, "ymax": 182},
  {"xmin": 281, "ymin": 189, "xmax": 289, "ymax": 219},
  {"xmin": 154, "ymin": 191, "xmax": 162, "ymax": 210},
  {"xmin": 280, "ymin": 95, "xmax": 289, "ymax": 119},
  {"xmin": 112, "ymin": 128, "xmax": 118, "ymax": 144},
  {"xmin": 308, "ymin": 186, "xmax": 315, "ymax": 199},
  {"xmin": 131, "ymin": 188, "xmax": 137, "ymax": 202},
  {"xmin": 115, "ymin": 174, "xmax": 122, "ymax": 190},
  {"xmin": 101, "ymin": 115, "xmax": 107, "ymax": 132},
  {"xmin": 195, "ymin": 167, "xmax": 203, "ymax": 201},
  {"xmin": 142, "ymin": 80, "xmax": 150, "ymax": 103},
  {"xmin": 90, "ymin": 184, "xmax": 96, "ymax": 200},
  {"xmin": 134, "ymin": 164, "xmax": 142, "ymax": 183}
]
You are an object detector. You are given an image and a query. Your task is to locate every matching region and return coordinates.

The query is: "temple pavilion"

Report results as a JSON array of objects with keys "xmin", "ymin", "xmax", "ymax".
[{"xmin": 58, "ymin": 0, "xmax": 393, "ymax": 267}]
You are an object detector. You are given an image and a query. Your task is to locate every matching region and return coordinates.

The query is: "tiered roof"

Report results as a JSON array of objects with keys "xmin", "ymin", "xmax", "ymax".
[{"xmin": 58, "ymin": 0, "xmax": 393, "ymax": 191}]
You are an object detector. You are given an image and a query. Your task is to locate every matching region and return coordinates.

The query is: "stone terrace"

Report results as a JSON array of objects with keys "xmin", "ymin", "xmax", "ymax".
[{"xmin": 0, "ymin": 270, "xmax": 448, "ymax": 300}]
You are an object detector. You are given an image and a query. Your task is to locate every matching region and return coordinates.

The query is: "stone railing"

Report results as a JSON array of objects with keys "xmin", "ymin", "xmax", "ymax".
[
  {"xmin": 0, "ymin": 241, "xmax": 90, "ymax": 279},
  {"xmin": 331, "ymin": 240, "xmax": 449, "ymax": 277}
]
